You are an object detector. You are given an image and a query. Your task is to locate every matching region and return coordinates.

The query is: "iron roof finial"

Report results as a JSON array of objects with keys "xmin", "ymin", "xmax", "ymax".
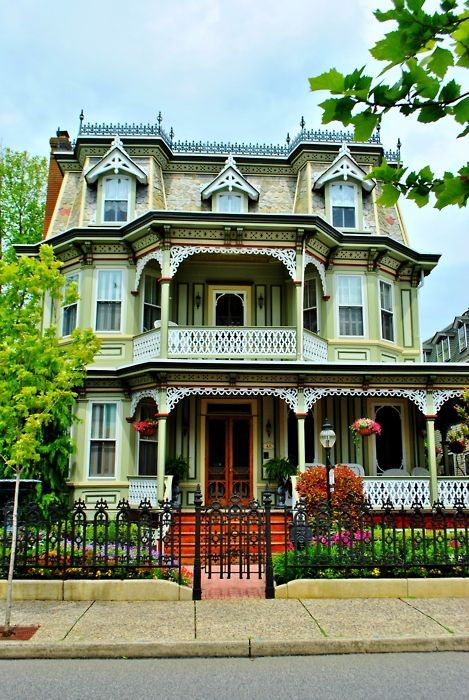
[
  {"xmin": 300, "ymin": 116, "xmax": 305, "ymax": 131},
  {"xmin": 286, "ymin": 132, "xmax": 291, "ymax": 145}
]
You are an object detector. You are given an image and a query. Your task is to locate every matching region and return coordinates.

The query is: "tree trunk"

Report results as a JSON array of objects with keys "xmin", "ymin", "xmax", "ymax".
[{"xmin": 3, "ymin": 470, "xmax": 20, "ymax": 635}]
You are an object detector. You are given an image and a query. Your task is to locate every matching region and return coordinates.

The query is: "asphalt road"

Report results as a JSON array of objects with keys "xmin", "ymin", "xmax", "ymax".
[{"xmin": 0, "ymin": 652, "xmax": 468, "ymax": 699}]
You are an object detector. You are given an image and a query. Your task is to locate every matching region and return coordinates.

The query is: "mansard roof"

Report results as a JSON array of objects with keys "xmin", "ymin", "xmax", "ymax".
[
  {"xmin": 313, "ymin": 144, "xmax": 376, "ymax": 192},
  {"xmin": 200, "ymin": 154, "xmax": 260, "ymax": 201},
  {"xmin": 84, "ymin": 136, "xmax": 147, "ymax": 185}
]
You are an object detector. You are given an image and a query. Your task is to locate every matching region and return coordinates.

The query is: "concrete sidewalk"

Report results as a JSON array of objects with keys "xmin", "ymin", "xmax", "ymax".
[{"xmin": 0, "ymin": 597, "xmax": 468, "ymax": 658}]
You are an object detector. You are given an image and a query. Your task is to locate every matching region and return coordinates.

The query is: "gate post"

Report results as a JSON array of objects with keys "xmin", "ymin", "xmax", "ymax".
[
  {"xmin": 263, "ymin": 489, "xmax": 275, "ymax": 599},
  {"xmin": 192, "ymin": 485, "xmax": 203, "ymax": 601}
]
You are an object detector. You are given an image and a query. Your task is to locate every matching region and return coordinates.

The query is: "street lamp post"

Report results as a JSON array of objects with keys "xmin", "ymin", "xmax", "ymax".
[{"xmin": 319, "ymin": 417, "xmax": 336, "ymax": 514}]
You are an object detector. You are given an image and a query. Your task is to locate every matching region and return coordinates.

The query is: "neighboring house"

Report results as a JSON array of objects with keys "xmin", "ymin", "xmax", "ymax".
[
  {"xmin": 423, "ymin": 309, "xmax": 469, "ymax": 477},
  {"xmin": 423, "ymin": 309, "xmax": 469, "ymax": 363},
  {"xmin": 17, "ymin": 118, "xmax": 469, "ymax": 509}
]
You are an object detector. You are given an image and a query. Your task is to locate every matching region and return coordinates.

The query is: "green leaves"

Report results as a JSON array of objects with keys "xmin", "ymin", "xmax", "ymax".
[
  {"xmin": 0, "ymin": 247, "xmax": 100, "ymax": 484},
  {"xmin": 308, "ymin": 0, "xmax": 469, "ymax": 209}
]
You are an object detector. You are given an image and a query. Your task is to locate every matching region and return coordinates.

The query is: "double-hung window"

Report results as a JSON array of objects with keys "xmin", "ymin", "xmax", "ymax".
[
  {"xmin": 303, "ymin": 278, "xmax": 318, "ymax": 332},
  {"xmin": 89, "ymin": 403, "xmax": 117, "ymax": 477},
  {"xmin": 338, "ymin": 276, "xmax": 364, "ymax": 336},
  {"xmin": 62, "ymin": 272, "xmax": 79, "ymax": 336},
  {"xmin": 436, "ymin": 336, "xmax": 451, "ymax": 361},
  {"xmin": 458, "ymin": 324, "xmax": 468, "ymax": 352},
  {"xmin": 96, "ymin": 270, "xmax": 123, "ymax": 332},
  {"xmin": 379, "ymin": 280, "xmax": 394, "ymax": 342},
  {"xmin": 103, "ymin": 176, "xmax": 130, "ymax": 223},
  {"xmin": 143, "ymin": 274, "xmax": 161, "ymax": 331},
  {"xmin": 331, "ymin": 183, "xmax": 356, "ymax": 228}
]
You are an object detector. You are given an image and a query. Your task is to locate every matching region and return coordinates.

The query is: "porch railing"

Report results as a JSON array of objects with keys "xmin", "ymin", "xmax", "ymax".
[
  {"xmin": 363, "ymin": 477, "xmax": 469, "ymax": 509},
  {"xmin": 133, "ymin": 326, "xmax": 328, "ymax": 362},
  {"xmin": 128, "ymin": 476, "xmax": 173, "ymax": 507}
]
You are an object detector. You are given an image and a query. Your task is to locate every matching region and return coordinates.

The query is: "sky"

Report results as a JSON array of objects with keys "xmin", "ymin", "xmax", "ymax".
[{"xmin": 0, "ymin": 0, "xmax": 467, "ymax": 341}]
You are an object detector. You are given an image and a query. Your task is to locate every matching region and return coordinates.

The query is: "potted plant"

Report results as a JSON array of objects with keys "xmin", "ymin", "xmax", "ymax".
[
  {"xmin": 263, "ymin": 457, "xmax": 297, "ymax": 506},
  {"xmin": 349, "ymin": 418, "xmax": 381, "ymax": 446},
  {"xmin": 447, "ymin": 427, "xmax": 466, "ymax": 454},
  {"xmin": 132, "ymin": 419, "xmax": 158, "ymax": 437},
  {"xmin": 165, "ymin": 455, "xmax": 190, "ymax": 504}
]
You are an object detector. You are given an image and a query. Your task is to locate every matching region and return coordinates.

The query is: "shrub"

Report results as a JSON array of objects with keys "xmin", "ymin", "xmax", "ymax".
[{"xmin": 296, "ymin": 464, "xmax": 365, "ymax": 524}]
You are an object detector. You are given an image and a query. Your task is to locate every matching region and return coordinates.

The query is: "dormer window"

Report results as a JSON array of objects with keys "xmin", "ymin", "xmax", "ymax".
[
  {"xmin": 103, "ymin": 176, "xmax": 130, "ymax": 223},
  {"xmin": 201, "ymin": 154, "xmax": 259, "ymax": 212},
  {"xmin": 313, "ymin": 144, "xmax": 375, "ymax": 231},
  {"xmin": 331, "ymin": 183, "xmax": 356, "ymax": 228},
  {"xmin": 84, "ymin": 136, "xmax": 147, "ymax": 226}
]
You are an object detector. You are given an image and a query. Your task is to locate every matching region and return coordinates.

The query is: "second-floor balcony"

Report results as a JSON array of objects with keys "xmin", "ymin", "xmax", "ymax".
[{"xmin": 133, "ymin": 326, "xmax": 328, "ymax": 362}]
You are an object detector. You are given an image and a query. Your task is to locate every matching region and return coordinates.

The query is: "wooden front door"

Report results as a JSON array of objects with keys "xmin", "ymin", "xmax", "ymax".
[{"xmin": 206, "ymin": 416, "xmax": 251, "ymax": 504}]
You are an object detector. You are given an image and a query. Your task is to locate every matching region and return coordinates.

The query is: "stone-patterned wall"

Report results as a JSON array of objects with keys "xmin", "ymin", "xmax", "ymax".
[
  {"xmin": 248, "ymin": 175, "xmax": 296, "ymax": 214},
  {"xmin": 50, "ymin": 172, "xmax": 83, "ymax": 235},
  {"xmin": 165, "ymin": 173, "xmax": 210, "ymax": 211},
  {"xmin": 294, "ymin": 166, "xmax": 309, "ymax": 213}
]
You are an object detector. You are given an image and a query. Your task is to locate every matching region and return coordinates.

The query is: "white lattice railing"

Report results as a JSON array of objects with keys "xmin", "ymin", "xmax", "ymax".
[
  {"xmin": 133, "ymin": 329, "xmax": 161, "ymax": 362},
  {"xmin": 363, "ymin": 477, "xmax": 469, "ymax": 508},
  {"xmin": 128, "ymin": 476, "xmax": 173, "ymax": 507},
  {"xmin": 168, "ymin": 326, "xmax": 297, "ymax": 358},
  {"xmin": 303, "ymin": 330, "xmax": 328, "ymax": 362}
]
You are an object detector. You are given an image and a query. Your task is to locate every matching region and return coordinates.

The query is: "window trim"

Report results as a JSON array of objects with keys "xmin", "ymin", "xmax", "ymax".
[
  {"xmin": 337, "ymin": 274, "xmax": 365, "ymax": 337},
  {"xmin": 378, "ymin": 279, "xmax": 395, "ymax": 343},
  {"xmin": 61, "ymin": 271, "xmax": 79, "ymax": 337},
  {"xmin": 98, "ymin": 175, "xmax": 136, "ymax": 225},
  {"xmin": 88, "ymin": 401, "xmax": 119, "ymax": 479},
  {"xmin": 94, "ymin": 269, "xmax": 124, "ymax": 333},
  {"xmin": 303, "ymin": 276, "xmax": 319, "ymax": 333},
  {"xmin": 208, "ymin": 284, "xmax": 252, "ymax": 326},
  {"xmin": 458, "ymin": 324, "xmax": 468, "ymax": 352},
  {"xmin": 436, "ymin": 335, "xmax": 451, "ymax": 362},
  {"xmin": 142, "ymin": 271, "xmax": 161, "ymax": 332},
  {"xmin": 327, "ymin": 181, "xmax": 362, "ymax": 230}
]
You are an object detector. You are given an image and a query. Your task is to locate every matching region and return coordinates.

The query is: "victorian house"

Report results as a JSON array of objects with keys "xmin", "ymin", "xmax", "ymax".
[{"xmin": 18, "ymin": 117, "xmax": 469, "ymax": 511}]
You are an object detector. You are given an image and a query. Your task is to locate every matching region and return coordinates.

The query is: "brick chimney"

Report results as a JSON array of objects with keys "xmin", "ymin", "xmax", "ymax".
[{"xmin": 43, "ymin": 130, "xmax": 72, "ymax": 239}]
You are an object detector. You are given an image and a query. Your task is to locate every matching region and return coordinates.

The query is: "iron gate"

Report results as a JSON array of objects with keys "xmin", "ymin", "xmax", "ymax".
[{"xmin": 192, "ymin": 485, "xmax": 275, "ymax": 599}]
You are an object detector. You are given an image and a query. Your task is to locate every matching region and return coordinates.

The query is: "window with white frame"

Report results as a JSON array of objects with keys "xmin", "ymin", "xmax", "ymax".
[
  {"xmin": 62, "ymin": 272, "xmax": 79, "ymax": 336},
  {"xmin": 436, "ymin": 335, "xmax": 451, "ymax": 361},
  {"xmin": 216, "ymin": 192, "xmax": 245, "ymax": 213},
  {"xmin": 303, "ymin": 278, "xmax": 318, "ymax": 332},
  {"xmin": 458, "ymin": 324, "xmax": 468, "ymax": 352},
  {"xmin": 331, "ymin": 183, "xmax": 356, "ymax": 228},
  {"xmin": 338, "ymin": 275, "xmax": 364, "ymax": 336},
  {"xmin": 95, "ymin": 270, "xmax": 123, "ymax": 332},
  {"xmin": 379, "ymin": 280, "xmax": 394, "ymax": 342},
  {"xmin": 103, "ymin": 176, "xmax": 130, "ymax": 223},
  {"xmin": 137, "ymin": 402, "xmax": 158, "ymax": 476},
  {"xmin": 143, "ymin": 273, "xmax": 161, "ymax": 331},
  {"xmin": 89, "ymin": 403, "xmax": 117, "ymax": 477}
]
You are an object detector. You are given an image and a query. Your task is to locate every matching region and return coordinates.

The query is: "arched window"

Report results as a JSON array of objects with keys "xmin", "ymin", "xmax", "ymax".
[{"xmin": 215, "ymin": 292, "xmax": 245, "ymax": 326}]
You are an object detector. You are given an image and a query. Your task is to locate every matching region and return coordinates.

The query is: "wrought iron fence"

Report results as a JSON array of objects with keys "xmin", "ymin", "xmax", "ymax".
[
  {"xmin": 0, "ymin": 498, "xmax": 182, "ymax": 581},
  {"xmin": 277, "ymin": 499, "xmax": 469, "ymax": 583}
]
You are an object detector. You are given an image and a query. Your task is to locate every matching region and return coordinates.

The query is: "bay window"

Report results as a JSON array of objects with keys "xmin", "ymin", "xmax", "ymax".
[
  {"xmin": 338, "ymin": 276, "xmax": 364, "ymax": 336},
  {"xmin": 89, "ymin": 403, "xmax": 117, "ymax": 477},
  {"xmin": 96, "ymin": 270, "xmax": 122, "ymax": 332},
  {"xmin": 62, "ymin": 272, "xmax": 79, "ymax": 336}
]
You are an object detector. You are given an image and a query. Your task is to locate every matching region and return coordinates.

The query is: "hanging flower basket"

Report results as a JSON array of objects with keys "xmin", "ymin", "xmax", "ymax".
[
  {"xmin": 132, "ymin": 420, "xmax": 158, "ymax": 437},
  {"xmin": 350, "ymin": 418, "xmax": 381, "ymax": 446},
  {"xmin": 448, "ymin": 440, "xmax": 466, "ymax": 454}
]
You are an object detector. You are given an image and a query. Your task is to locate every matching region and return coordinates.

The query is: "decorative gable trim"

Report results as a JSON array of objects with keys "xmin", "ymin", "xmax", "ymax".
[
  {"xmin": 85, "ymin": 136, "xmax": 148, "ymax": 185},
  {"xmin": 313, "ymin": 144, "xmax": 375, "ymax": 192},
  {"xmin": 200, "ymin": 154, "xmax": 260, "ymax": 201}
]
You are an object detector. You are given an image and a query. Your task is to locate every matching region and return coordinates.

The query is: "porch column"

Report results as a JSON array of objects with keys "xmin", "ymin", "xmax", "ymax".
[
  {"xmin": 296, "ymin": 414, "xmax": 306, "ymax": 473},
  {"xmin": 156, "ymin": 414, "xmax": 168, "ymax": 502},
  {"xmin": 425, "ymin": 414, "xmax": 438, "ymax": 503},
  {"xmin": 159, "ymin": 242, "xmax": 171, "ymax": 359}
]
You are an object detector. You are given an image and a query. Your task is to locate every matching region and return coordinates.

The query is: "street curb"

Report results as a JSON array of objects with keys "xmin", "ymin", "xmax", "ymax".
[{"xmin": 0, "ymin": 636, "xmax": 468, "ymax": 659}]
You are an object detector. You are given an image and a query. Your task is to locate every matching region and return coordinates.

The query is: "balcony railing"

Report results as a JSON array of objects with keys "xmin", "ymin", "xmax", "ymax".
[
  {"xmin": 128, "ymin": 476, "xmax": 173, "ymax": 507},
  {"xmin": 133, "ymin": 326, "xmax": 328, "ymax": 362}
]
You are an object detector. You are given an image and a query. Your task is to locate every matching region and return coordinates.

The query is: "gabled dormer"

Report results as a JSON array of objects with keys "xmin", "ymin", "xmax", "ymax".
[
  {"xmin": 85, "ymin": 136, "xmax": 148, "ymax": 225},
  {"xmin": 313, "ymin": 144, "xmax": 376, "ymax": 231},
  {"xmin": 200, "ymin": 154, "xmax": 260, "ymax": 213}
]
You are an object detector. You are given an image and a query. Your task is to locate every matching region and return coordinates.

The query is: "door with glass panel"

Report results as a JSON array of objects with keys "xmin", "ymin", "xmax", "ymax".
[{"xmin": 206, "ymin": 415, "xmax": 252, "ymax": 505}]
